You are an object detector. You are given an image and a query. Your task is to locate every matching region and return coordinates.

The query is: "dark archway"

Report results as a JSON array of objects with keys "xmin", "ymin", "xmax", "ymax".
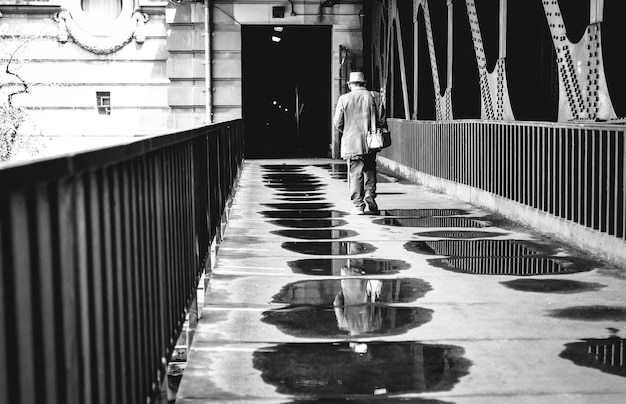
[{"xmin": 242, "ymin": 25, "xmax": 331, "ymax": 158}]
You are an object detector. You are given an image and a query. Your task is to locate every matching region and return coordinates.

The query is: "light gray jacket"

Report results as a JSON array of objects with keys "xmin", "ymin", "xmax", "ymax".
[{"xmin": 333, "ymin": 87, "xmax": 386, "ymax": 160}]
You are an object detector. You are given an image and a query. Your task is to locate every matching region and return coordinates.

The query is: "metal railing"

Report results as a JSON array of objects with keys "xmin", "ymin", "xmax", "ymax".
[
  {"xmin": 380, "ymin": 119, "xmax": 626, "ymax": 240},
  {"xmin": 0, "ymin": 120, "xmax": 244, "ymax": 404}
]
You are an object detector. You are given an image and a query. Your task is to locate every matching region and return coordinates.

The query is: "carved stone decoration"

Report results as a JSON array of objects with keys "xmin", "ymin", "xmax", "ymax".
[
  {"xmin": 465, "ymin": 0, "xmax": 514, "ymax": 121},
  {"xmin": 418, "ymin": 0, "xmax": 453, "ymax": 121},
  {"xmin": 55, "ymin": 8, "xmax": 149, "ymax": 54},
  {"xmin": 541, "ymin": 0, "xmax": 616, "ymax": 122}
]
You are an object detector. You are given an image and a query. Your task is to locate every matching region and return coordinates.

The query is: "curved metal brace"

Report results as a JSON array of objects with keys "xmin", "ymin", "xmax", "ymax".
[
  {"xmin": 542, "ymin": 0, "xmax": 616, "ymax": 121},
  {"xmin": 417, "ymin": 0, "xmax": 453, "ymax": 121},
  {"xmin": 465, "ymin": 0, "xmax": 514, "ymax": 121},
  {"xmin": 55, "ymin": 10, "xmax": 149, "ymax": 55}
]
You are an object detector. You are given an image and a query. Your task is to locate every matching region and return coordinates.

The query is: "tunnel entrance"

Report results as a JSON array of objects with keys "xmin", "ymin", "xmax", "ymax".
[{"xmin": 242, "ymin": 25, "xmax": 332, "ymax": 158}]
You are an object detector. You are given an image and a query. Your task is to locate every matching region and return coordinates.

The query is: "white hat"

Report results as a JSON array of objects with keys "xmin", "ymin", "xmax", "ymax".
[{"xmin": 348, "ymin": 72, "xmax": 367, "ymax": 84}]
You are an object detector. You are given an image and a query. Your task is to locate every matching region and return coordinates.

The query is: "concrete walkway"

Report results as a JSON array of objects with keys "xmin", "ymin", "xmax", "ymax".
[{"xmin": 176, "ymin": 158, "xmax": 626, "ymax": 403}]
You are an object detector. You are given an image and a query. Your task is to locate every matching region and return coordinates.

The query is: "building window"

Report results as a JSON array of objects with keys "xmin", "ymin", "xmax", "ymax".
[
  {"xmin": 96, "ymin": 92, "xmax": 111, "ymax": 115},
  {"xmin": 82, "ymin": 0, "xmax": 123, "ymax": 21}
]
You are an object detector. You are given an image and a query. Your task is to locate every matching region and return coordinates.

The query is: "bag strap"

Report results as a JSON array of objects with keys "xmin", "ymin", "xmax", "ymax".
[{"xmin": 369, "ymin": 92, "xmax": 378, "ymax": 131}]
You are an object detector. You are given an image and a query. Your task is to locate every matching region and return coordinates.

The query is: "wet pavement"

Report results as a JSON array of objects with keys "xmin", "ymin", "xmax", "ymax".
[{"xmin": 177, "ymin": 159, "xmax": 626, "ymax": 403}]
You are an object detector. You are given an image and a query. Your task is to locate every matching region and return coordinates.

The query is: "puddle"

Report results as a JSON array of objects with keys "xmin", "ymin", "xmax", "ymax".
[
  {"xmin": 415, "ymin": 230, "xmax": 506, "ymax": 239},
  {"xmin": 378, "ymin": 209, "xmax": 468, "ymax": 217},
  {"xmin": 271, "ymin": 229, "xmax": 358, "ymax": 240},
  {"xmin": 548, "ymin": 306, "xmax": 626, "ymax": 321},
  {"xmin": 275, "ymin": 192, "xmax": 324, "ymax": 197},
  {"xmin": 277, "ymin": 196, "xmax": 327, "ymax": 202},
  {"xmin": 270, "ymin": 278, "xmax": 431, "ymax": 306},
  {"xmin": 262, "ymin": 306, "xmax": 433, "ymax": 338},
  {"xmin": 500, "ymin": 279, "xmax": 607, "ymax": 294},
  {"xmin": 266, "ymin": 184, "xmax": 325, "ymax": 191},
  {"xmin": 373, "ymin": 217, "xmax": 489, "ymax": 228},
  {"xmin": 404, "ymin": 240, "xmax": 551, "ymax": 257},
  {"xmin": 263, "ymin": 203, "xmax": 334, "ymax": 210},
  {"xmin": 281, "ymin": 241, "xmax": 376, "ymax": 256},
  {"xmin": 264, "ymin": 177, "xmax": 322, "ymax": 184},
  {"xmin": 262, "ymin": 165, "xmax": 307, "ymax": 171},
  {"xmin": 263, "ymin": 173, "xmax": 318, "ymax": 179},
  {"xmin": 287, "ymin": 258, "xmax": 411, "ymax": 276},
  {"xmin": 270, "ymin": 219, "xmax": 348, "ymax": 229},
  {"xmin": 429, "ymin": 257, "xmax": 593, "ymax": 276},
  {"xmin": 560, "ymin": 337, "xmax": 626, "ymax": 377},
  {"xmin": 252, "ymin": 342, "xmax": 470, "ymax": 397},
  {"xmin": 260, "ymin": 210, "xmax": 347, "ymax": 219}
]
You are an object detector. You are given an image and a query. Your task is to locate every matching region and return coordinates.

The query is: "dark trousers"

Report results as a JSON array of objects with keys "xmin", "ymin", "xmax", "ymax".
[{"xmin": 348, "ymin": 153, "xmax": 377, "ymax": 208}]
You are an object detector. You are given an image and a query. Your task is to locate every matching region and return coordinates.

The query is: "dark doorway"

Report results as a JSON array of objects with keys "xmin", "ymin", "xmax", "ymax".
[{"xmin": 242, "ymin": 25, "xmax": 332, "ymax": 158}]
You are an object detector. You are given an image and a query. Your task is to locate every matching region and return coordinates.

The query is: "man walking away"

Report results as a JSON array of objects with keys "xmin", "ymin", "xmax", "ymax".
[{"xmin": 333, "ymin": 71, "xmax": 386, "ymax": 215}]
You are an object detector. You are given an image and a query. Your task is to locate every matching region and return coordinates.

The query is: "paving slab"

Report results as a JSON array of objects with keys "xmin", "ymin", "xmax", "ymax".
[{"xmin": 177, "ymin": 158, "xmax": 626, "ymax": 403}]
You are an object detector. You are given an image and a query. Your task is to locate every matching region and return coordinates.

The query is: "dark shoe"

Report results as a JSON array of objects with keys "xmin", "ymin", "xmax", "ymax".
[{"xmin": 364, "ymin": 195, "xmax": 378, "ymax": 214}]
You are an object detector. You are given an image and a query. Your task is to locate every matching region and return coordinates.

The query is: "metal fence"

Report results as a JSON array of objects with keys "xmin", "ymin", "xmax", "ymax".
[
  {"xmin": 0, "ymin": 120, "xmax": 244, "ymax": 404},
  {"xmin": 380, "ymin": 119, "xmax": 626, "ymax": 240}
]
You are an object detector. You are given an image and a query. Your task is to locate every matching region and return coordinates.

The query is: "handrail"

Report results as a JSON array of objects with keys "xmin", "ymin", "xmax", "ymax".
[
  {"xmin": 380, "ymin": 118, "xmax": 626, "ymax": 241},
  {"xmin": 0, "ymin": 119, "xmax": 244, "ymax": 403}
]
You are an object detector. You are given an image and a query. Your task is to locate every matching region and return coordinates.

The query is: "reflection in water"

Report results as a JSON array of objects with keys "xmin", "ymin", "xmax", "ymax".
[
  {"xmin": 252, "ymin": 342, "xmax": 471, "ymax": 397},
  {"xmin": 281, "ymin": 241, "xmax": 376, "ymax": 256},
  {"xmin": 430, "ymin": 257, "xmax": 590, "ymax": 276},
  {"xmin": 379, "ymin": 209, "xmax": 468, "ymax": 217},
  {"xmin": 270, "ymin": 219, "xmax": 348, "ymax": 229},
  {"xmin": 500, "ymin": 279, "xmax": 606, "ymax": 294},
  {"xmin": 287, "ymin": 258, "xmax": 411, "ymax": 275},
  {"xmin": 416, "ymin": 230, "xmax": 506, "ymax": 239},
  {"xmin": 560, "ymin": 337, "xmax": 626, "ymax": 377},
  {"xmin": 262, "ymin": 305, "xmax": 432, "ymax": 338},
  {"xmin": 277, "ymin": 196, "xmax": 326, "ymax": 202},
  {"xmin": 406, "ymin": 240, "xmax": 596, "ymax": 276},
  {"xmin": 374, "ymin": 217, "xmax": 489, "ymax": 228},
  {"xmin": 260, "ymin": 210, "xmax": 347, "ymax": 219},
  {"xmin": 268, "ymin": 185, "xmax": 325, "ymax": 193},
  {"xmin": 263, "ymin": 173, "xmax": 318, "ymax": 180},
  {"xmin": 270, "ymin": 277, "xmax": 431, "ymax": 306},
  {"xmin": 271, "ymin": 229, "xmax": 358, "ymax": 240},
  {"xmin": 262, "ymin": 165, "xmax": 306, "ymax": 171},
  {"xmin": 548, "ymin": 306, "xmax": 626, "ymax": 321},
  {"xmin": 404, "ymin": 240, "xmax": 548, "ymax": 257},
  {"xmin": 275, "ymin": 192, "xmax": 324, "ymax": 197},
  {"xmin": 263, "ymin": 202, "xmax": 334, "ymax": 210},
  {"xmin": 265, "ymin": 270, "xmax": 430, "ymax": 338},
  {"xmin": 263, "ymin": 176, "xmax": 320, "ymax": 183}
]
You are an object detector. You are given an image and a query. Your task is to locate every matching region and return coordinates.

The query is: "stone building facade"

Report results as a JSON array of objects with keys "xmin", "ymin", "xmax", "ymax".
[{"xmin": 0, "ymin": 0, "xmax": 363, "ymax": 155}]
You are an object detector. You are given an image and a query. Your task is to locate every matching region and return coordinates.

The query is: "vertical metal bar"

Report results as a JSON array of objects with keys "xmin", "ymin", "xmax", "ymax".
[
  {"xmin": 614, "ymin": 130, "xmax": 621, "ymax": 237},
  {"xmin": 578, "ymin": 129, "xmax": 584, "ymax": 225},
  {"xmin": 0, "ymin": 199, "xmax": 7, "ymax": 404},
  {"xmin": 74, "ymin": 176, "xmax": 92, "ymax": 403},
  {"xmin": 35, "ymin": 186, "xmax": 59, "ymax": 404},
  {"xmin": 622, "ymin": 130, "xmax": 626, "ymax": 238},
  {"xmin": 540, "ymin": 126, "xmax": 546, "ymax": 212},
  {"xmin": 88, "ymin": 172, "xmax": 107, "ymax": 404},
  {"xmin": 101, "ymin": 169, "xmax": 117, "ymax": 403},
  {"xmin": 564, "ymin": 129, "xmax": 570, "ymax": 220},
  {"xmin": 150, "ymin": 155, "xmax": 165, "ymax": 385},
  {"xmin": 10, "ymin": 193, "xmax": 36, "ymax": 404},
  {"xmin": 110, "ymin": 166, "xmax": 129, "ymax": 403},
  {"xmin": 413, "ymin": 1, "xmax": 419, "ymax": 119},
  {"xmin": 129, "ymin": 161, "xmax": 145, "ymax": 402}
]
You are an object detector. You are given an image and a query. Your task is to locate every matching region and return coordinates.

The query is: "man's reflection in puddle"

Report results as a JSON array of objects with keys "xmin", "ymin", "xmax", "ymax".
[{"xmin": 333, "ymin": 261, "xmax": 384, "ymax": 336}]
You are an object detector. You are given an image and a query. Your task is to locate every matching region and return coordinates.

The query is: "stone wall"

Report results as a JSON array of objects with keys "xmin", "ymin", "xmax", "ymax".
[{"xmin": 0, "ymin": 0, "xmax": 363, "ymax": 156}]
